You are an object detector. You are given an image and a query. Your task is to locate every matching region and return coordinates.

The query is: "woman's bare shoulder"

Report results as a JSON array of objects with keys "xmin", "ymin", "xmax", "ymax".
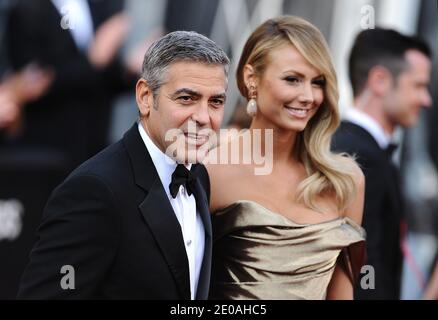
[{"xmin": 347, "ymin": 157, "xmax": 365, "ymax": 191}]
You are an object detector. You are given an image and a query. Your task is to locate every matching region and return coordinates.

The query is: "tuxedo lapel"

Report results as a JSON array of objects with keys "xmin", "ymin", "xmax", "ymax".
[
  {"xmin": 123, "ymin": 123, "xmax": 191, "ymax": 300},
  {"xmin": 139, "ymin": 180, "xmax": 191, "ymax": 299},
  {"xmin": 386, "ymin": 161, "xmax": 403, "ymax": 219},
  {"xmin": 193, "ymin": 176, "xmax": 212, "ymax": 238},
  {"xmin": 193, "ymin": 179, "xmax": 212, "ymax": 300}
]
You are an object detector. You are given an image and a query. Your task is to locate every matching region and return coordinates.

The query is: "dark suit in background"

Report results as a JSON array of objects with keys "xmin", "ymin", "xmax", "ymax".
[
  {"xmin": 332, "ymin": 121, "xmax": 403, "ymax": 299},
  {"xmin": 6, "ymin": 0, "xmax": 133, "ymax": 169},
  {"xmin": 17, "ymin": 124, "xmax": 212, "ymax": 299},
  {"xmin": 164, "ymin": 0, "xmax": 219, "ymax": 36}
]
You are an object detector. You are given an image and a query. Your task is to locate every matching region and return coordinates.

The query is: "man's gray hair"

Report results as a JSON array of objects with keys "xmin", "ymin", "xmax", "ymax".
[{"xmin": 141, "ymin": 31, "xmax": 230, "ymax": 95}]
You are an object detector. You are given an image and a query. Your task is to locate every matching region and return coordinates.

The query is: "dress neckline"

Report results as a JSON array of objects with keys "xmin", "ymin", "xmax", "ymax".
[{"xmin": 214, "ymin": 199, "xmax": 357, "ymax": 228}]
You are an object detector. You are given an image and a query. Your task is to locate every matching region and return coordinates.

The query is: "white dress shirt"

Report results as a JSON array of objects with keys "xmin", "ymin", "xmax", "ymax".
[
  {"xmin": 52, "ymin": 0, "xmax": 94, "ymax": 52},
  {"xmin": 344, "ymin": 107, "xmax": 393, "ymax": 149},
  {"xmin": 138, "ymin": 123, "xmax": 205, "ymax": 300}
]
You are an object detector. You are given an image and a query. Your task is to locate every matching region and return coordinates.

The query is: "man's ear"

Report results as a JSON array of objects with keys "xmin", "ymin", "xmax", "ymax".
[
  {"xmin": 136, "ymin": 78, "xmax": 154, "ymax": 117},
  {"xmin": 367, "ymin": 65, "xmax": 393, "ymax": 97}
]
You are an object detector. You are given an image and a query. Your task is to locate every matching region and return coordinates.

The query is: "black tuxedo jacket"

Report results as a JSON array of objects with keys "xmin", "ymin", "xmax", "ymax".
[
  {"xmin": 17, "ymin": 124, "xmax": 212, "ymax": 299},
  {"xmin": 332, "ymin": 121, "xmax": 403, "ymax": 299}
]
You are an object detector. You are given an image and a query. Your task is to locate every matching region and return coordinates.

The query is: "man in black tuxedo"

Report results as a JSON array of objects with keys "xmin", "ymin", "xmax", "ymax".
[
  {"xmin": 17, "ymin": 31, "xmax": 230, "ymax": 299},
  {"xmin": 332, "ymin": 28, "xmax": 432, "ymax": 299}
]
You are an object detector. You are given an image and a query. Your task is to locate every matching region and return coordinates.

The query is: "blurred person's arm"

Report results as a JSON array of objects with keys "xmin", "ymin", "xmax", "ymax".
[
  {"xmin": 6, "ymin": 1, "xmax": 134, "ymax": 102},
  {"xmin": 6, "ymin": 1, "xmax": 100, "ymax": 99},
  {"xmin": 423, "ymin": 262, "xmax": 438, "ymax": 300},
  {"xmin": 123, "ymin": 27, "xmax": 165, "ymax": 75},
  {"xmin": 121, "ymin": 0, "xmax": 167, "ymax": 75},
  {"xmin": 3, "ymin": 65, "xmax": 54, "ymax": 105},
  {"xmin": 88, "ymin": 13, "xmax": 129, "ymax": 69},
  {"xmin": 0, "ymin": 86, "xmax": 20, "ymax": 135},
  {"xmin": 0, "ymin": 66, "xmax": 53, "ymax": 135},
  {"xmin": 87, "ymin": 10, "xmax": 138, "ymax": 95}
]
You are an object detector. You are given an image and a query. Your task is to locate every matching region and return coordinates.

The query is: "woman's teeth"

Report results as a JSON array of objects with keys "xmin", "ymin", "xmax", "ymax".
[{"xmin": 285, "ymin": 106, "xmax": 310, "ymax": 118}]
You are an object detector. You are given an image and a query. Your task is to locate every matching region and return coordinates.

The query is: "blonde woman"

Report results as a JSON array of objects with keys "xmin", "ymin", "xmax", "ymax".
[{"xmin": 206, "ymin": 16, "xmax": 366, "ymax": 300}]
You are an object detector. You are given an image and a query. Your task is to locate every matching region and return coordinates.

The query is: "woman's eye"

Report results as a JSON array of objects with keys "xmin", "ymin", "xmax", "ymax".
[
  {"xmin": 312, "ymin": 79, "xmax": 326, "ymax": 87},
  {"xmin": 284, "ymin": 77, "xmax": 300, "ymax": 84}
]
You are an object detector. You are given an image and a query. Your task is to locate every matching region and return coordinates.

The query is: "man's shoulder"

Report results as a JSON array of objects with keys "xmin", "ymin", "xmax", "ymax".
[
  {"xmin": 333, "ymin": 121, "xmax": 380, "ymax": 151},
  {"xmin": 66, "ymin": 140, "xmax": 129, "ymax": 186},
  {"xmin": 333, "ymin": 121, "xmax": 385, "ymax": 166},
  {"xmin": 334, "ymin": 121, "xmax": 374, "ymax": 141},
  {"xmin": 36, "ymin": 141, "xmax": 129, "ymax": 226}
]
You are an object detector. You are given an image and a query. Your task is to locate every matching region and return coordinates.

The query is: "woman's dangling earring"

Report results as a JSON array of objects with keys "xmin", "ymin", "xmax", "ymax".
[{"xmin": 246, "ymin": 84, "xmax": 257, "ymax": 117}]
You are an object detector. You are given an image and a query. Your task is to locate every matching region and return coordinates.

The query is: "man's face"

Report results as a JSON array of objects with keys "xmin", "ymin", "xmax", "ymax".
[
  {"xmin": 384, "ymin": 50, "xmax": 432, "ymax": 128},
  {"xmin": 137, "ymin": 61, "xmax": 227, "ymax": 163}
]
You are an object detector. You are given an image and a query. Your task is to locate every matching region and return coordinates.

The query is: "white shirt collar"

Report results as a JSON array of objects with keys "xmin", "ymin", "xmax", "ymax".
[
  {"xmin": 344, "ymin": 107, "xmax": 393, "ymax": 149},
  {"xmin": 137, "ymin": 123, "xmax": 191, "ymax": 196}
]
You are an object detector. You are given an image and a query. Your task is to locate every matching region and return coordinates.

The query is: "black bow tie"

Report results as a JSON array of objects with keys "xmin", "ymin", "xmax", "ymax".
[
  {"xmin": 385, "ymin": 143, "xmax": 399, "ymax": 158},
  {"xmin": 169, "ymin": 164, "xmax": 199, "ymax": 198}
]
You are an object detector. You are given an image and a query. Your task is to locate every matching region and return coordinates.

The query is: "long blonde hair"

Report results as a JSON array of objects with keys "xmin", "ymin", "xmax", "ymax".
[{"xmin": 236, "ymin": 16, "xmax": 357, "ymax": 213}]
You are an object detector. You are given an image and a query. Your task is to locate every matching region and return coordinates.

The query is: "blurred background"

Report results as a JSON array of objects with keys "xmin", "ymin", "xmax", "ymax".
[{"xmin": 0, "ymin": 0, "xmax": 436, "ymax": 299}]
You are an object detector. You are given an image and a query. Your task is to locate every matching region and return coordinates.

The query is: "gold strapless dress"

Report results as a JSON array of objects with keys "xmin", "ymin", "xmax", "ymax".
[{"xmin": 210, "ymin": 200, "xmax": 366, "ymax": 300}]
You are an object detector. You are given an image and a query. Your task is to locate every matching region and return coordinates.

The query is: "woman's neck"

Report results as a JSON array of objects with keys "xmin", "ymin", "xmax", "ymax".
[{"xmin": 249, "ymin": 117, "xmax": 298, "ymax": 166}]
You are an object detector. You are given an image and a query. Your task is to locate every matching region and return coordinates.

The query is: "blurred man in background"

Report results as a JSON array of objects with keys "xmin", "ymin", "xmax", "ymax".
[
  {"xmin": 6, "ymin": 0, "xmax": 136, "ymax": 169},
  {"xmin": 332, "ymin": 28, "xmax": 432, "ymax": 300}
]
